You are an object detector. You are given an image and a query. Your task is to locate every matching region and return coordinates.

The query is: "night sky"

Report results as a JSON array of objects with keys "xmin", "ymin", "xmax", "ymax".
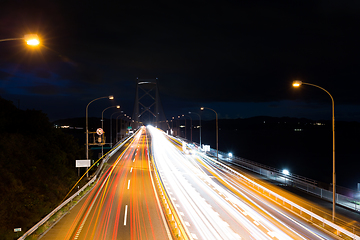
[{"xmin": 1, "ymin": 0, "xmax": 360, "ymax": 122}]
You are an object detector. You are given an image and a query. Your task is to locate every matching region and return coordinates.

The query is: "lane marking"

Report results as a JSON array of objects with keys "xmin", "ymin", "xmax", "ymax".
[
  {"xmin": 128, "ymin": 180, "xmax": 130, "ymax": 189},
  {"xmin": 133, "ymin": 158, "xmax": 135, "ymax": 162},
  {"xmin": 130, "ymin": 167, "xmax": 133, "ymax": 172},
  {"xmin": 124, "ymin": 205, "xmax": 128, "ymax": 225}
]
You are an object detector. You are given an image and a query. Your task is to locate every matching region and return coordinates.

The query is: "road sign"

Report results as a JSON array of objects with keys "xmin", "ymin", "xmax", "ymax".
[
  {"xmin": 96, "ymin": 128, "xmax": 104, "ymax": 135},
  {"xmin": 14, "ymin": 228, "xmax": 21, "ymax": 232},
  {"xmin": 127, "ymin": 126, "xmax": 132, "ymax": 130},
  {"xmin": 76, "ymin": 160, "xmax": 91, "ymax": 167}
]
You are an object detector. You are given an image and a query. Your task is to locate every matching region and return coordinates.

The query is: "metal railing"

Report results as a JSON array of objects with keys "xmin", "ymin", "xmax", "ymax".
[
  {"xmin": 208, "ymin": 148, "xmax": 360, "ymax": 215},
  {"xmin": 148, "ymin": 132, "xmax": 189, "ymax": 239},
  {"xmin": 200, "ymin": 152, "xmax": 360, "ymax": 240},
  {"xmin": 18, "ymin": 134, "xmax": 135, "ymax": 240},
  {"xmin": 170, "ymin": 134, "xmax": 360, "ymax": 239}
]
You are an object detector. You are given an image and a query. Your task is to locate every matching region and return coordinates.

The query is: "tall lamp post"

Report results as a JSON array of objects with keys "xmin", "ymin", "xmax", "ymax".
[
  {"xmin": 110, "ymin": 111, "xmax": 123, "ymax": 148},
  {"xmin": 101, "ymin": 105, "xmax": 120, "ymax": 156},
  {"xmin": 116, "ymin": 113, "xmax": 127, "ymax": 142},
  {"xmin": 201, "ymin": 107, "xmax": 218, "ymax": 161},
  {"xmin": 189, "ymin": 111, "xmax": 201, "ymax": 145},
  {"xmin": 186, "ymin": 115, "xmax": 193, "ymax": 141},
  {"xmin": 171, "ymin": 117, "xmax": 175, "ymax": 135},
  {"xmin": 178, "ymin": 115, "xmax": 186, "ymax": 139},
  {"xmin": 86, "ymin": 95, "xmax": 114, "ymax": 176},
  {"xmin": 293, "ymin": 80, "xmax": 336, "ymax": 221}
]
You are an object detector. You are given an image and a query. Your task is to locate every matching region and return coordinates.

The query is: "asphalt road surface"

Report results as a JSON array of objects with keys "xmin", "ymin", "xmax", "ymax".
[{"xmin": 41, "ymin": 127, "xmax": 171, "ymax": 240}]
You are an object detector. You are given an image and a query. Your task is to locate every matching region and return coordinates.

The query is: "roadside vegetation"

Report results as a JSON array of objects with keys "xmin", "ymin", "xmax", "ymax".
[{"xmin": 0, "ymin": 97, "xmax": 83, "ymax": 240}]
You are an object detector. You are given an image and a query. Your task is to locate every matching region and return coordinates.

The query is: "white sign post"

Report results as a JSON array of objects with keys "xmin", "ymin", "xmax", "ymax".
[
  {"xmin": 14, "ymin": 228, "xmax": 21, "ymax": 237},
  {"xmin": 76, "ymin": 160, "xmax": 91, "ymax": 176}
]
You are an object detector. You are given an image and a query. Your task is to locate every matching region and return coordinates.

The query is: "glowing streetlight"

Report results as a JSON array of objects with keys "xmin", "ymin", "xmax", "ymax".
[
  {"xmin": 24, "ymin": 34, "xmax": 40, "ymax": 46},
  {"xmin": 116, "ymin": 113, "xmax": 128, "ymax": 142},
  {"xmin": 101, "ymin": 105, "xmax": 120, "ymax": 156},
  {"xmin": 189, "ymin": 111, "xmax": 201, "ymax": 147},
  {"xmin": 292, "ymin": 80, "xmax": 302, "ymax": 87},
  {"xmin": 110, "ymin": 111, "xmax": 123, "ymax": 148},
  {"xmin": 0, "ymin": 34, "xmax": 40, "ymax": 46},
  {"xmin": 178, "ymin": 114, "xmax": 188, "ymax": 139},
  {"xmin": 292, "ymin": 80, "xmax": 336, "ymax": 221},
  {"xmin": 86, "ymin": 95, "xmax": 114, "ymax": 177}
]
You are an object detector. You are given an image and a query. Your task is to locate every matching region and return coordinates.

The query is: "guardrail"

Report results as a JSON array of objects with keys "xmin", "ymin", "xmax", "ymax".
[
  {"xmin": 199, "ymin": 152, "xmax": 360, "ymax": 240},
  {"xmin": 169, "ymin": 135, "xmax": 360, "ymax": 238},
  {"xmin": 18, "ymin": 134, "xmax": 135, "ymax": 240},
  {"xmin": 208, "ymin": 148, "xmax": 360, "ymax": 215},
  {"xmin": 212, "ymin": 148, "xmax": 318, "ymax": 185},
  {"xmin": 147, "ymin": 132, "xmax": 189, "ymax": 240},
  {"xmin": 18, "ymin": 174, "xmax": 97, "ymax": 240},
  {"xmin": 175, "ymin": 136, "xmax": 360, "ymax": 213}
]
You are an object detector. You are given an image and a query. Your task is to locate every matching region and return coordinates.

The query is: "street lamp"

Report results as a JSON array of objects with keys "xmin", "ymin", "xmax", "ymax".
[
  {"xmin": 86, "ymin": 95, "xmax": 114, "ymax": 177},
  {"xmin": 189, "ymin": 111, "xmax": 201, "ymax": 146},
  {"xmin": 186, "ymin": 115, "xmax": 193, "ymax": 141},
  {"xmin": 110, "ymin": 111, "xmax": 123, "ymax": 148},
  {"xmin": 201, "ymin": 107, "xmax": 218, "ymax": 161},
  {"xmin": 116, "ymin": 113, "xmax": 127, "ymax": 142},
  {"xmin": 292, "ymin": 80, "xmax": 336, "ymax": 221},
  {"xmin": 178, "ymin": 114, "xmax": 187, "ymax": 139},
  {"xmin": 101, "ymin": 105, "xmax": 120, "ymax": 156},
  {"xmin": 0, "ymin": 34, "xmax": 40, "ymax": 46}
]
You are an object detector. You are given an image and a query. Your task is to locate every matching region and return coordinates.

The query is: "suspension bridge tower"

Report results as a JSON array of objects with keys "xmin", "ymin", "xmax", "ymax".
[{"xmin": 133, "ymin": 78, "xmax": 168, "ymax": 130}]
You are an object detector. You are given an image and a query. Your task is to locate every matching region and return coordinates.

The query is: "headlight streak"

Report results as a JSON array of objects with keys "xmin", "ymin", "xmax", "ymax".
[
  {"xmin": 182, "ymin": 156, "xmax": 295, "ymax": 240},
  {"xmin": 148, "ymin": 126, "xmax": 302, "ymax": 240},
  {"xmin": 150, "ymin": 129, "xmax": 240, "ymax": 239},
  {"xmin": 150, "ymin": 127, "xmax": 341, "ymax": 240},
  {"xmin": 179, "ymin": 154, "xmax": 282, "ymax": 239},
  {"xmin": 193, "ymin": 154, "xmax": 312, "ymax": 240},
  {"xmin": 194, "ymin": 150, "xmax": 330, "ymax": 240}
]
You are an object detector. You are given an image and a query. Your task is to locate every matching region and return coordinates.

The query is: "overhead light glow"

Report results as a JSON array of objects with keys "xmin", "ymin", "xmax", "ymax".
[
  {"xmin": 292, "ymin": 80, "xmax": 302, "ymax": 87},
  {"xmin": 24, "ymin": 34, "xmax": 40, "ymax": 46}
]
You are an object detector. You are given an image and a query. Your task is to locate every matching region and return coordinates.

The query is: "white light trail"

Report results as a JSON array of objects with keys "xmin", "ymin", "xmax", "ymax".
[{"xmin": 148, "ymin": 126, "xmax": 331, "ymax": 240}]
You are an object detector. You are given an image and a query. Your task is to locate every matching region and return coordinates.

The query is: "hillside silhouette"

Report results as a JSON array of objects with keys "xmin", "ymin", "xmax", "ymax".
[{"xmin": 0, "ymin": 97, "xmax": 83, "ymax": 240}]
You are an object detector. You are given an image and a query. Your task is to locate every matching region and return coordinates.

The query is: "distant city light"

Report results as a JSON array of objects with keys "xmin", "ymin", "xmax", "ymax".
[
  {"xmin": 228, "ymin": 152, "xmax": 233, "ymax": 158},
  {"xmin": 282, "ymin": 169, "xmax": 290, "ymax": 175}
]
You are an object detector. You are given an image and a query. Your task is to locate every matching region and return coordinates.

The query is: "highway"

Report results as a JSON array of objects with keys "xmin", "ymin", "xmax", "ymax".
[
  {"xmin": 40, "ymin": 125, "xmax": 343, "ymax": 240},
  {"xmin": 41, "ymin": 127, "xmax": 171, "ymax": 240},
  {"xmin": 148, "ymin": 126, "xmax": 339, "ymax": 240}
]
